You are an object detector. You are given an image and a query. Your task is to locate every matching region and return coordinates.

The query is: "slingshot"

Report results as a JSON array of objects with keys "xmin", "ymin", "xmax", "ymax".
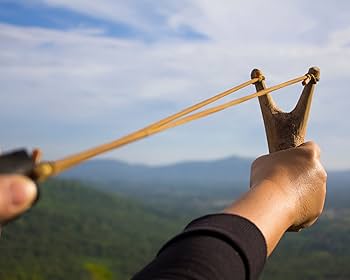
[{"xmin": 0, "ymin": 67, "xmax": 320, "ymax": 182}]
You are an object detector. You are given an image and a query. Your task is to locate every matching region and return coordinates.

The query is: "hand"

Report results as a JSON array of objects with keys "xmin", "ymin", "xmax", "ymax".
[
  {"xmin": 224, "ymin": 141, "xmax": 327, "ymax": 255},
  {"xmin": 250, "ymin": 141, "xmax": 327, "ymax": 231},
  {"xmin": 0, "ymin": 175, "xmax": 37, "ymax": 225}
]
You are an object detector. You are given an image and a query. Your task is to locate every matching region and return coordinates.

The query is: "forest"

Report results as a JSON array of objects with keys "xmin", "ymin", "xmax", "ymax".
[{"xmin": 0, "ymin": 178, "xmax": 349, "ymax": 280}]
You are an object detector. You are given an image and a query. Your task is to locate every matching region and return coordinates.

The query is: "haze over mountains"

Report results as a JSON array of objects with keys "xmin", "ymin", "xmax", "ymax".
[
  {"xmin": 62, "ymin": 156, "xmax": 252, "ymax": 185},
  {"xmin": 62, "ymin": 155, "xmax": 350, "ymax": 187}
]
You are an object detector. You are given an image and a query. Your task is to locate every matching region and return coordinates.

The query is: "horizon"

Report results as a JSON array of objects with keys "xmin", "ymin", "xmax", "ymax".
[{"xmin": 64, "ymin": 153, "xmax": 350, "ymax": 172}]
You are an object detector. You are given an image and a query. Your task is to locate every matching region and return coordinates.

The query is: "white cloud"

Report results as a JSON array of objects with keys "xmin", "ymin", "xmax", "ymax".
[
  {"xmin": 1, "ymin": 1, "xmax": 350, "ymax": 169},
  {"xmin": 37, "ymin": 0, "xmax": 322, "ymax": 41}
]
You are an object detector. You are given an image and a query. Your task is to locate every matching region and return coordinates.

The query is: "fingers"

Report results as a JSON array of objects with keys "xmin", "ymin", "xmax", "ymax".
[
  {"xmin": 288, "ymin": 217, "xmax": 319, "ymax": 232},
  {"xmin": 0, "ymin": 175, "xmax": 38, "ymax": 224},
  {"xmin": 300, "ymin": 141, "xmax": 327, "ymax": 181}
]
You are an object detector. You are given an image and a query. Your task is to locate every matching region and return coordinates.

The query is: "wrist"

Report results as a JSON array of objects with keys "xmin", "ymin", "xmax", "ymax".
[
  {"xmin": 254, "ymin": 179, "xmax": 296, "ymax": 227},
  {"xmin": 223, "ymin": 180, "xmax": 294, "ymax": 255}
]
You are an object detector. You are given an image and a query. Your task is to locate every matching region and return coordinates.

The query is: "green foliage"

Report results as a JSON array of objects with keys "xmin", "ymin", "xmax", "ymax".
[
  {"xmin": 261, "ymin": 209, "xmax": 350, "ymax": 279},
  {"xmin": 0, "ymin": 179, "xmax": 349, "ymax": 279},
  {"xmin": 84, "ymin": 262, "xmax": 113, "ymax": 280},
  {"xmin": 0, "ymin": 180, "xmax": 181, "ymax": 280}
]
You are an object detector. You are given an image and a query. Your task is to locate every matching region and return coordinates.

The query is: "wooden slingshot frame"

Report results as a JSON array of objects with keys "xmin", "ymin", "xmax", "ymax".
[{"xmin": 251, "ymin": 67, "xmax": 320, "ymax": 153}]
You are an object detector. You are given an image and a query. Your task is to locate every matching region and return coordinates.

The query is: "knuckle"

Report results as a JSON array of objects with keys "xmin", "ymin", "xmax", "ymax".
[
  {"xmin": 254, "ymin": 154, "xmax": 268, "ymax": 164},
  {"xmin": 251, "ymin": 154, "xmax": 268, "ymax": 171},
  {"xmin": 302, "ymin": 144, "xmax": 320, "ymax": 161},
  {"xmin": 251, "ymin": 157, "xmax": 261, "ymax": 169},
  {"xmin": 303, "ymin": 140, "xmax": 317, "ymax": 149},
  {"xmin": 304, "ymin": 149, "xmax": 315, "ymax": 161}
]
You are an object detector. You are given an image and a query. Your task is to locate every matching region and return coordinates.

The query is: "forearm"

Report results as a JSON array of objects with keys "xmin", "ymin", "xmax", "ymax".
[{"xmin": 223, "ymin": 179, "xmax": 293, "ymax": 256}]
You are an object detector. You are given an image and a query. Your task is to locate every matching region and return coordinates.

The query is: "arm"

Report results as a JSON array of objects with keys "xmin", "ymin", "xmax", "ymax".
[{"xmin": 133, "ymin": 141, "xmax": 327, "ymax": 279}]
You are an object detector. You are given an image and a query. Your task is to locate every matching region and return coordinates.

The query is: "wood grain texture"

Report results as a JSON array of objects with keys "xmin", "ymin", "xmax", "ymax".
[{"xmin": 251, "ymin": 67, "xmax": 320, "ymax": 153}]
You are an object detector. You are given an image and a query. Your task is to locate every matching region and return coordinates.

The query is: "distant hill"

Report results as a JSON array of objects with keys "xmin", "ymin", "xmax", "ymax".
[
  {"xmin": 61, "ymin": 156, "xmax": 252, "ymax": 184},
  {"xmin": 61, "ymin": 156, "xmax": 349, "ymax": 187},
  {"xmin": 61, "ymin": 156, "xmax": 253, "ymax": 185},
  {"xmin": 60, "ymin": 156, "xmax": 350, "ymax": 212}
]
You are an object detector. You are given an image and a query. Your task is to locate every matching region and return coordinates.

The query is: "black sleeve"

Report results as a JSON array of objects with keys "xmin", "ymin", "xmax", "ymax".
[{"xmin": 132, "ymin": 214, "xmax": 267, "ymax": 280}]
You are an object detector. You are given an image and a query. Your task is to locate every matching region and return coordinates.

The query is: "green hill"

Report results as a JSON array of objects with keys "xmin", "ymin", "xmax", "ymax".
[
  {"xmin": 262, "ymin": 209, "xmax": 350, "ymax": 279},
  {"xmin": 0, "ymin": 180, "xmax": 184, "ymax": 280},
  {"xmin": 1, "ymin": 179, "xmax": 350, "ymax": 280}
]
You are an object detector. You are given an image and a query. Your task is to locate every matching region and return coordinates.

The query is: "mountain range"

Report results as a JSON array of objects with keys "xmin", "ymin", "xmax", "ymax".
[{"xmin": 61, "ymin": 155, "xmax": 350, "ymax": 187}]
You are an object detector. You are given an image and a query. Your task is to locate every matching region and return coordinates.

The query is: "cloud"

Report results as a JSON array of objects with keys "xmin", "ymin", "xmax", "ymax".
[
  {"xmin": 35, "ymin": 0, "xmax": 327, "ymax": 43},
  {"xmin": 37, "ymin": 0, "xmax": 198, "ymax": 39},
  {"xmin": 0, "ymin": 1, "xmax": 349, "ymax": 169}
]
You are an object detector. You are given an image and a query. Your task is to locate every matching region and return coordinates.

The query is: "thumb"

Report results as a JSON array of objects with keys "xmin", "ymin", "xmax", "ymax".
[{"xmin": 0, "ymin": 175, "xmax": 38, "ymax": 224}]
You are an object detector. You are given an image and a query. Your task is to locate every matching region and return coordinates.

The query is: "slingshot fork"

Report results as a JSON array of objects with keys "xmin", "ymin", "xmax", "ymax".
[{"xmin": 251, "ymin": 67, "xmax": 320, "ymax": 153}]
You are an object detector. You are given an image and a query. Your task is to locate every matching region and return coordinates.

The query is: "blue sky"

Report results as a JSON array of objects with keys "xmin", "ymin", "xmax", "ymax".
[{"xmin": 0, "ymin": 0, "xmax": 349, "ymax": 169}]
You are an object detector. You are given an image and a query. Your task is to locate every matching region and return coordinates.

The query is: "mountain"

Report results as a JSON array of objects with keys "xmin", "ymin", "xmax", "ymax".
[
  {"xmin": 59, "ymin": 157, "xmax": 253, "ymax": 216},
  {"xmin": 61, "ymin": 156, "xmax": 253, "ymax": 185},
  {"xmin": 61, "ymin": 155, "xmax": 349, "ymax": 188},
  {"xmin": 59, "ymin": 156, "xmax": 350, "ymax": 213}
]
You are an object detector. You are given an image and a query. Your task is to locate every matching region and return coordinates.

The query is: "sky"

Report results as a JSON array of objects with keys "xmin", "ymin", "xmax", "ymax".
[{"xmin": 0, "ymin": 0, "xmax": 349, "ymax": 170}]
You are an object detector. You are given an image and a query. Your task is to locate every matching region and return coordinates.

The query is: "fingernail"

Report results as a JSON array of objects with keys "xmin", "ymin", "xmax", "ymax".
[{"xmin": 10, "ymin": 180, "xmax": 37, "ymax": 206}]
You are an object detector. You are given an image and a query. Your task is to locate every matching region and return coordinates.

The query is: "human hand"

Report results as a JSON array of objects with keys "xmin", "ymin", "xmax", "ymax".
[
  {"xmin": 250, "ymin": 141, "xmax": 327, "ymax": 231},
  {"xmin": 0, "ymin": 175, "xmax": 37, "ymax": 225},
  {"xmin": 224, "ymin": 141, "xmax": 327, "ymax": 255}
]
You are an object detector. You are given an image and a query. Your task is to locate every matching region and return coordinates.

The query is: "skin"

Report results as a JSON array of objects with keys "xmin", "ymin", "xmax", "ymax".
[
  {"xmin": 0, "ymin": 141, "xmax": 326, "ymax": 259},
  {"xmin": 0, "ymin": 175, "xmax": 37, "ymax": 225},
  {"xmin": 224, "ymin": 141, "xmax": 327, "ymax": 256}
]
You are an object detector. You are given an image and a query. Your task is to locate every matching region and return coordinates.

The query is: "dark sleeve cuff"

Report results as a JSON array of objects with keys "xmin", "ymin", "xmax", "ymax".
[{"xmin": 158, "ymin": 213, "xmax": 267, "ymax": 280}]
